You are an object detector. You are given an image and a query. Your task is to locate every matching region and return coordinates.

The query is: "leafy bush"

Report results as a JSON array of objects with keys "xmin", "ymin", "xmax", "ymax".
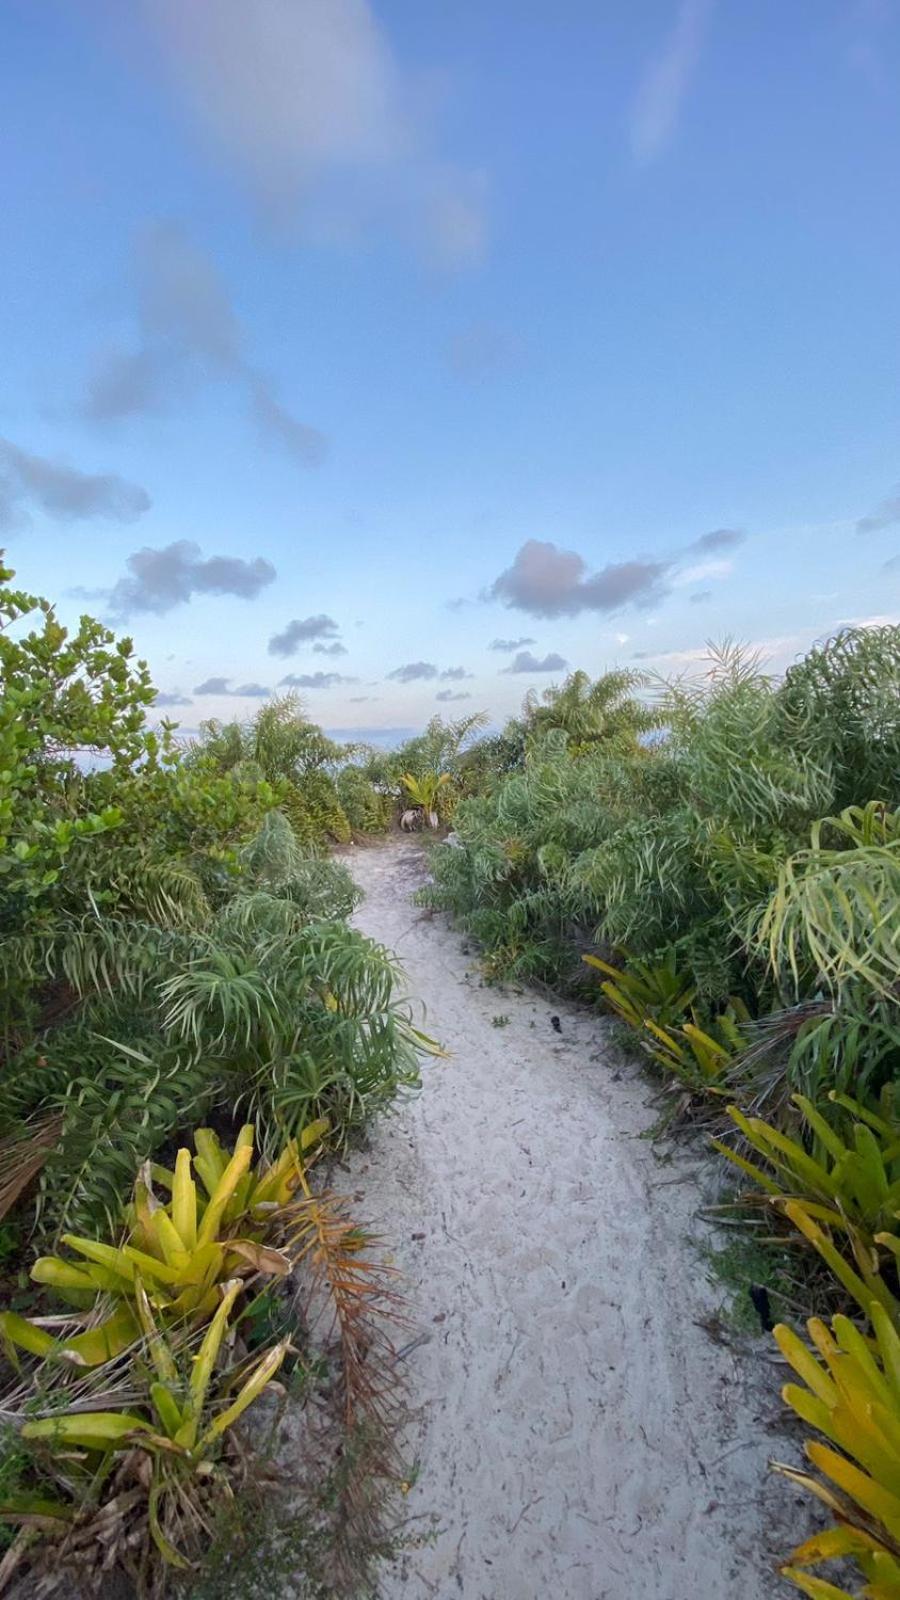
[
  {"xmin": 335, "ymin": 765, "xmax": 393, "ymax": 833},
  {"xmin": 0, "ymin": 565, "xmax": 429, "ymax": 1246},
  {"xmin": 1, "ymin": 810, "xmax": 425, "ymax": 1238}
]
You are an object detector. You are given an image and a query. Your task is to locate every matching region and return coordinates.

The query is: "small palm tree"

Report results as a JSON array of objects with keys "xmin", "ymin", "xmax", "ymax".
[
  {"xmin": 401, "ymin": 771, "xmax": 450, "ymax": 829},
  {"xmin": 524, "ymin": 668, "xmax": 659, "ymax": 752}
]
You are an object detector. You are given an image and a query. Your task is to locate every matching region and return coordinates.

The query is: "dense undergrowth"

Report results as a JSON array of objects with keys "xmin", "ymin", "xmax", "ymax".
[
  {"xmin": 423, "ymin": 633, "xmax": 900, "ymax": 1597},
  {"xmin": 0, "ymin": 561, "xmax": 430, "ymax": 1595}
]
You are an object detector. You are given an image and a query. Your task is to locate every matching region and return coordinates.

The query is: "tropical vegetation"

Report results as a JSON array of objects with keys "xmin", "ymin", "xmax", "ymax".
[
  {"xmin": 422, "ymin": 627, "xmax": 900, "ymax": 1596},
  {"xmin": 4, "ymin": 544, "xmax": 900, "ymax": 1595},
  {"xmin": 0, "ymin": 559, "xmax": 430, "ymax": 1593}
]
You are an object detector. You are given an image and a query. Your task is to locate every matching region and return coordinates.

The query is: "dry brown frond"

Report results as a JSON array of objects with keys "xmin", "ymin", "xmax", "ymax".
[
  {"xmin": 285, "ymin": 1169, "xmax": 412, "ymax": 1594},
  {"xmin": 0, "ymin": 1114, "xmax": 62, "ymax": 1223}
]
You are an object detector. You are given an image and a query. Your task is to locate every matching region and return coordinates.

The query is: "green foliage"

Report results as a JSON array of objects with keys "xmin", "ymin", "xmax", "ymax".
[
  {"xmin": 190, "ymin": 695, "xmax": 354, "ymax": 845},
  {"xmin": 426, "ymin": 638, "xmax": 900, "ymax": 1105},
  {"xmin": 401, "ymin": 770, "xmax": 450, "ymax": 826},
  {"xmin": 335, "ymin": 765, "xmax": 392, "ymax": 833},
  {"xmin": 582, "ymin": 950, "xmax": 698, "ymax": 1030},
  {"xmin": 774, "ymin": 1306, "xmax": 900, "ymax": 1597},
  {"xmin": 0, "ymin": 1141, "xmax": 298, "ymax": 1590},
  {"xmin": 0, "ymin": 564, "xmax": 428, "ymax": 1248},
  {"xmin": 386, "ymin": 713, "xmax": 489, "ymax": 822},
  {"xmin": 1, "ymin": 810, "xmax": 423, "ymax": 1239},
  {"xmin": 522, "ymin": 667, "xmax": 661, "ymax": 752},
  {"xmin": 281, "ymin": 770, "xmax": 352, "ymax": 844},
  {"xmin": 0, "ymin": 557, "xmax": 168, "ymax": 923},
  {"xmin": 715, "ymin": 1091, "xmax": 900, "ymax": 1250},
  {"xmin": 777, "ymin": 626, "xmax": 900, "ymax": 813}
]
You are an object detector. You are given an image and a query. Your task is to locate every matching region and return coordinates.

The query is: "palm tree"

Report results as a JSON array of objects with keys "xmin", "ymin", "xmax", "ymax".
[{"xmin": 524, "ymin": 668, "xmax": 660, "ymax": 752}]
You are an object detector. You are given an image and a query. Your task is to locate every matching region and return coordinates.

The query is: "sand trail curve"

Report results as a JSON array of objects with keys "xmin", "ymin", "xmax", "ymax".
[{"xmin": 343, "ymin": 839, "xmax": 792, "ymax": 1600}]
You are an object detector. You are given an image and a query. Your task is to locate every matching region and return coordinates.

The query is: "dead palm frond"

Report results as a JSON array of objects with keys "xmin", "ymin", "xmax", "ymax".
[{"xmin": 0, "ymin": 1115, "xmax": 63, "ymax": 1223}]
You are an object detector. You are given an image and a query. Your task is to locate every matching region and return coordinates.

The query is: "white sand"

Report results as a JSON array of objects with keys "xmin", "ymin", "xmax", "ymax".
[{"xmin": 344, "ymin": 840, "xmax": 798, "ymax": 1600}]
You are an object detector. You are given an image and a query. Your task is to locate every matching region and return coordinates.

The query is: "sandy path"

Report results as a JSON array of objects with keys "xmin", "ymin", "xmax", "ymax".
[{"xmin": 344, "ymin": 840, "xmax": 794, "ymax": 1600}]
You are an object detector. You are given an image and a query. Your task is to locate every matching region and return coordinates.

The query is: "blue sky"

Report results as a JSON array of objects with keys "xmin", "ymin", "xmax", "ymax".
[{"xmin": 1, "ymin": 0, "xmax": 898, "ymax": 741}]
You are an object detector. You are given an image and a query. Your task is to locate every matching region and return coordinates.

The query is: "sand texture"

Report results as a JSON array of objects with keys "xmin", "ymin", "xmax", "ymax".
[{"xmin": 342, "ymin": 839, "xmax": 799, "ymax": 1600}]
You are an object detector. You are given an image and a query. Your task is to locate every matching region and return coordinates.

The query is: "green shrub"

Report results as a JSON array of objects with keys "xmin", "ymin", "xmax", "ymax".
[
  {"xmin": 0, "ymin": 565, "xmax": 428, "ymax": 1246},
  {"xmin": 336, "ymin": 766, "xmax": 392, "ymax": 833}
]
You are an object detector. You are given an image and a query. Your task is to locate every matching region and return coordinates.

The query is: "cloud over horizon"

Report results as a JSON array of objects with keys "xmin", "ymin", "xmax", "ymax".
[
  {"xmin": 501, "ymin": 649, "xmax": 568, "ymax": 674},
  {"xmin": 387, "ymin": 660, "xmax": 439, "ymax": 682},
  {"xmin": 0, "ymin": 436, "xmax": 150, "ymax": 529},
  {"xmin": 489, "ymin": 636, "xmax": 536, "ymax": 652},
  {"xmin": 268, "ymin": 614, "xmax": 341, "ymax": 656},
  {"xmin": 489, "ymin": 540, "xmax": 668, "ymax": 619},
  {"xmin": 154, "ymin": 689, "xmax": 193, "ymax": 707},
  {"xmin": 279, "ymin": 670, "xmax": 357, "ymax": 689},
  {"xmin": 436, "ymin": 688, "xmax": 471, "ymax": 701},
  {"xmin": 194, "ymin": 677, "xmax": 270, "ymax": 697}
]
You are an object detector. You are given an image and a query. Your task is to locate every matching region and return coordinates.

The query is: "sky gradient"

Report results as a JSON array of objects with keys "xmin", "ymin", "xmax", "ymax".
[{"xmin": 2, "ymin": 0, "xmax": 899, "ymax": 742}]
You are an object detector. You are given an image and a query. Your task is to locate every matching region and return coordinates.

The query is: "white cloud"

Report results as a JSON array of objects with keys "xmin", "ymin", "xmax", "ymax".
[{"xmin": 629, "ymin": 0, "xmax": 714, "ymax": 165}]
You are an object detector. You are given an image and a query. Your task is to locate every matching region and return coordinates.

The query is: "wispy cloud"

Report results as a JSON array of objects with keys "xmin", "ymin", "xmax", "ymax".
[
  {"xmin": 139, "ymin": 0, "xmax": 488, "ymax": 266},
  {"xmin": 489, "ymin": 636, "xmax": 536, "ymax": 652},
  {"xmin": 436, "ymin": 689, "xmax": 471, "ymax": 702},
  {"xmin": 629, "ymin": 0, "xmax": 714, "ymax": 165},
  {"xmin": 673, "ymin": 557, "xmax": 733, "ymax": 587},
  {"xmin": 83, "ymin": 223, "xmax": 326, "ymax": 465},
  {"xmin": 857, "ymin": 489, "xmax": 900, "ymax": 534},
  {"xmin": 447, "ymin": 323, "xmax": 523, "ymax": 383},
  {"xmin": 688, "ymin": 527, "xmax": 745, "ymax": 553}
]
